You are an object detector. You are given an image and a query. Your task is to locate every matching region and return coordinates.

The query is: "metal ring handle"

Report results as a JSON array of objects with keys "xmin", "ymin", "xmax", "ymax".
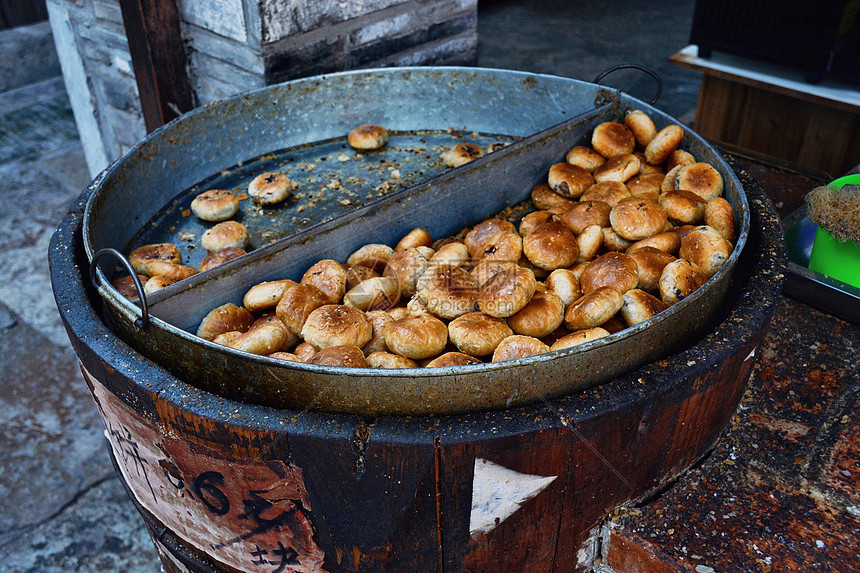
[
  {"xmin": 592, "ymin": 64, "xmax": 663, "ymax": 105},
  {"xmin": 89, "ymin": 247, "xmax": 149, "ymax": 329}
]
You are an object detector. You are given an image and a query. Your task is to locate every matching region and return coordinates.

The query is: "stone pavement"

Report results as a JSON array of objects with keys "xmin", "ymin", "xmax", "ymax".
[{"xmin": 0, "ymin": 1, "xmax": 784, "ymax": 571}]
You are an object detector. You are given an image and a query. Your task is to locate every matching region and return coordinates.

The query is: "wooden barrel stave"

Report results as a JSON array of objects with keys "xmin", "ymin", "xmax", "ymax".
[{"xmin": 49, "ymin": 164, "xmax": 785, "ymax": 572}]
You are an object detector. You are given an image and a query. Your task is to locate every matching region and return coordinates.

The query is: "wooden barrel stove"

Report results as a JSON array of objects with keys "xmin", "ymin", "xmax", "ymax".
[{"xmin": 50, "ymin": 156, "xmax": 786, "ymax": 572}]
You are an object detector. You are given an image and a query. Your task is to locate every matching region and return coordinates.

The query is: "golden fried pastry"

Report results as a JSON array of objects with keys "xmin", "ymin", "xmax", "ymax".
[
  {"xmin": 301, "ymin": 304, "xmax": 372, "ymax": 349},
  {"xmin": 626, "ymin": 172, "xmax": 664, "ymax": 199},
  {"xmin": 579, "ymin": 252, "xmax": 639, "ymax": 294},
  {"xmin": 601, "ymin": 226, "xmax": 633, "ymax": 252},
  {"xmin": 190, "ymin": 189, "xmax": 240, "ymax": 221},
  {"xmin": 366, "ymin": 351, "xmax": 418, "ymax": 369},
  {"xmin": 362, "ymin": 310, "xmax": 394, "ymax": 354},
  {"xmin": 519, "ymin": 210, "xmax": 556, "ymax": 237},
  {"xmin": 464, "ymin": 219, "xmax": 522, "ymax": 262},
  {"xmin": 624, "ymin": 110, "xmax": 657, "ymax": 149},
  {"xmin": 531, "ymin": 183, "xmax": 577, "ymax": 214},
  {"xmin": 251, "ymin": 312, "xmax": 300, "ymax": 349},
  {"xmin": 426, "ymin": 352, "xmax": 482, "ymax": 367},
  {"xmin": 548, "ymin": 163, "xmax": 594, "ymax": 198},
  {"xmin": 660, "ymin": 164, "xmax": 683, "ymax": 193},
  {"xmin": 383, "ymin": 314, "xmax": 448, "ymax": 359},
  {"xmin": 507, "ymin": 289, "xmax": 564, "ymax": 338},
  {"xmin": 243, "ymin": 279, "xmax": 296, "ymax": 313},
  {"xmin": 384, "ymin": 247, "xmax": 431, "ymax": 296},
  {"xmin": 665, "ymin": 149, "xmax": 696, "ymax": 172},
  {"xmin": 620, "ymin": 288, "xmax": 667, "ymax": 327},
  {"xmin": 522, "ymin": 221, "xmax": 579, "ymax": 270},
  {"xmin": 658, "ymin": 259, "xmax": 708, "ymax": 305},
  {"xmin": 447, "ymin": 312, "xmax": 512, "ymax": 357},
  {"xmin": 659, "ymin": 190, "xmax": 708, "ymax": 225},
  {"xmin": 293, "ymin": 341, "xmax": 317, "ymax": 362},
  {"xmin": 201, "ymin": 221, "xmax": 248, "ymax": 252},
  {"xmin": 559, "ymin": 200, "xmax": 612, "ymax": 234},
  {"xmin": 407, "ymin": 294, "xmax": 433, "ymax": 315},
  {"xmin": 200, "ymin": 247, "xmax": 246, "ymax": 271},
  {"xmin": 470, "ymin": 259, "xmax": 517, "ymax": 288},
  {"xmin": 110, "ymin": 274, "xmax": 148, "ymax": 301},
  {"xmin": 145, "ymin": 261, "xmax": 199, "ymax": 282},
  {"xmin": 269, "ymin": 352, "xmax": 300, "ymax": 362},
  {"xmin": 347, "ymin": 243, "xmax": 394, "ymax": 274},
  {"xmin": 248, "ymin": 172, "xmax": 296, "ymax": 206},
  {"xmin": 626, "ymin": 231, "xmax": 682, "ymax": 255},
  {"xmin": 143, "ymin": 275, "xmax": 176, "ymax": 295},
  {"xmin": 229, "ymin": 320, "xmax": 292, "ymax": 356},
  {"xmin": 564, "ymin": 286, "xmax": 624, "ymax": 331},
  {"xmin": 678, "ymin": 225, "xmax": 732, "ymax": 277},
  {"xmin": 635, "ymin": 152, "xmax": 664, "ymax": 175},
  {"xmin": 610, "ymin": 197, "xmax": 669, "ymax": 241},
  {"xmin": 429, "ymin": 241, "xmax": 471, "ymax": 268},
  {"xmin": 344, "ymin": 264, "xmax": 379, "ymax": 290},
  {"xmin": 416, "ymin": 264, "xmax": 478, "ymax": 319},
  {"xmin": 348, "ymin": 124, "xmax": 389, "ymax": 150},
  {"xmin": 275, "ymin": 282, "xmax": 331, "ymax": 335},
  {"xmin": 627, "ymin": 247, "xmax": 677, "ymax": 294},
  {"xmin": 566, "ymin": 145, "xmax": 606, "ymax": 172},
  {"xmin": 593, "ymin": 153, "xmax": 641, "ymax": 183},
  {"xmin": 644, "ymin": 124, "xmax": 684, "ymax": 165},
  {"xmin": 672, "ymin": 224, "xmax": 697, "ymax": 243},
  {"xmin": 386, "ymin": 306, "xmax": 411, "ymax": 321},
  {"xmin": 343, "ymin": 276, "xmax": 400, "ymax": 311},
  {"xmin": 704, "ymin": 197, "xmax": 737, "ymax": 243},
  {"xmin": 309, "ymin": 345, "xmax": 369, "ymax": 367},
  {"xmin": 492, "ymin": 335, "xmax": 549, "ymax": 362},
  {"xmin": 442, "ymin": 142, "xmax": 483, "ymax": 167},
  {"xmin": 576, "ymin": 224, "xmax": 604, "ymax": 262},
  {"xmin": 213, "ymin": 331, "xmax": 243, "ymax": 346},
  {"xmin": 395, "ymin": 228, "xmax": 432, "ymax": 251},
  {"xmin": 477, "ymin": 265, "xmax": 537, "ymax": 318},
  {"xmin": 580, "ymin": 181, "xmax": 632, "ymax": 207},
  {"xmin": 545, "ymin": 269, "xmax": 582, "ymax": 307},
  {"xmin": 549, "ymin": 327, "xmax": 610, "ymax": 351},
  {"xmin": 197, "ymin": 302, "xmax": 254, "ymax": 341},
  {"xmin": 302, "ymin": 259, "xmax": 347, "ymax": 304},
  {"xmin": 569, "ymin": 261, "xmax": 590, "ymax": 282},
  {"xmin": 129, "ymin": 243, "xmax": 181, "ymax": 276},
  {"xmin": 675, "ymin": 162, "xmax": 723, "ymax": 201},
  {"xmin": 592, "ymin": 121, "xmax": 635, "ymax": 158}
]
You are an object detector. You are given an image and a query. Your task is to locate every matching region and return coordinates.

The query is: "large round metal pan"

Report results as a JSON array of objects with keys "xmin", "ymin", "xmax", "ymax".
[{"xmin": 83, "ymin": 67, "xmax": 749, "ymax": 417}]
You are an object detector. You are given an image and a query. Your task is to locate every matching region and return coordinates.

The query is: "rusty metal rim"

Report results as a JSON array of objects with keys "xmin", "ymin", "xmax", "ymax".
[{"xmin": 77, "ymin": 66, "xmax": 751, "ymax": 415}]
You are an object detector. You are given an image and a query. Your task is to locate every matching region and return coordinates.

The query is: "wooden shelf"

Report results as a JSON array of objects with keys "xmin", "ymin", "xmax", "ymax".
[{"xmin": 671, "ymin": 45, "xmax": 860, "ymax": 176}]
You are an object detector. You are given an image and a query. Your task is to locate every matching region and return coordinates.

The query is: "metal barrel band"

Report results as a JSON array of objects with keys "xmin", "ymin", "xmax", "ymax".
[
  {"xmin": 90, "ymin": 247, "xmax": 150, "ymax": 329},
  {"xmin": 592, "ymin": 64, "xmax": 663, "ymax": 105}
]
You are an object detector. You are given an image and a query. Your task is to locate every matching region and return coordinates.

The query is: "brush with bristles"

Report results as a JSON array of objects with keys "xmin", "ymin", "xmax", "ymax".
[{"xmin": 805, "ymin": 183, "xmax": 860, "ymax": 243}]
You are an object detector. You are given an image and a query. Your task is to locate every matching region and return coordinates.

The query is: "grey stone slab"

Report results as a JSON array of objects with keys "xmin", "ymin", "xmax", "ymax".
[
  {"xmin": 184, "ymin": 22, "xmax": 265, "ymax": 76},
  {"xmin": 37, "ymin": 143, "xmax": 93, "ymax": 197},
  {"xmin": 0, "ymin": 155, "xmax": 84, "ymax": 349},
  {"xmin": 177, "ymin": 0, "xmax": 248, "ymax": 43},
  {"xmin": 0, "ymin": 80, "xmax": 80, "ymax": 165},
  {"xmin": 0, "ymin": 477, "xmax": 161, "ymax": 572},
  {"xmin": 0, "ymin": 22, "xmax": 61, "ymax": 93},
  {"xmin": 259, "ymin": 0, "xmax": 411, "ymax": 43},
  {"xmin": 0, "ymin": 313, "xmax": 113, "ymax": 545},
  {"xmin": 476, "ymin": 0, "xmax": 702, "ymax": 121}
]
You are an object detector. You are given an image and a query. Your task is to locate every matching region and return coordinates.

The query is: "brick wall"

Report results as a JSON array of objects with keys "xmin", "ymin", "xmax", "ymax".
[{"xmin": 47, "ymin": 0, "xmax": 477, "ymax": 176}]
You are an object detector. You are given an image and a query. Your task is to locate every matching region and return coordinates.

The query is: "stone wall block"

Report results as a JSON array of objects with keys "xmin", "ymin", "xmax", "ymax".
[
  {"xmin": 263, "ymin": 35, "xmax": 349, "ymax": 84},
  {"xmin": 176, "ymin": 0, "xmax": 248, "ymax": 42},
  {"xmin": 349, "ymin": 12, "xmax": 476, "ymax": 68},
  {"xmin": 183, "ymin": 24, "xmax": 265, "ymax": 77},
  {"xmin": 259, "ymin": 0, "xmax": 410, "ymax": 43}
]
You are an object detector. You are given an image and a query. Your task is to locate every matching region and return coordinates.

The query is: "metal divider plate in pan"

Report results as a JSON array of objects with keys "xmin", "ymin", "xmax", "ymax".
[{"xmin": 87, "ymin": 67, "xmax": 749, "ymax": 417}]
